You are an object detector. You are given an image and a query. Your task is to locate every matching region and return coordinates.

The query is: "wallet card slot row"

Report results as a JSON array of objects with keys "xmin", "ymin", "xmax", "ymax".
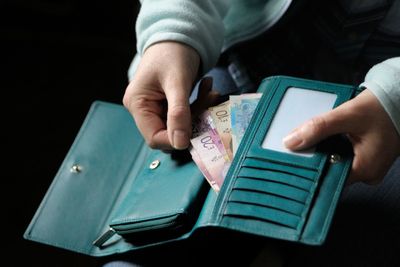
[
  {"xmin": 238, "ymin": 167, "xmax": 313, "ymax": 191},
  {"xmin": 233, "ymin": 177, "xmax": 309, "ymax": 203},
  {"xmin": 243, "ymin": 157, "xmax": 317, "ymax": 181},
  {"xmin": 223, "ymin": 202, "xmax": 300, "ymax": 229},
  {"xmin": 229, "ymin": 189, "xmax": 305, "ymax": 216}
]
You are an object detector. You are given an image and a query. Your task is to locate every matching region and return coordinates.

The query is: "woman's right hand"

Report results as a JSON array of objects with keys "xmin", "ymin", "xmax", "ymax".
[
  {"xmin": 123, "ymin": 42, "xmax": 218, "ymax": 150},
  {"xmin": 123, "ymin": 41, "xmax": 201, "ymax": 150}
]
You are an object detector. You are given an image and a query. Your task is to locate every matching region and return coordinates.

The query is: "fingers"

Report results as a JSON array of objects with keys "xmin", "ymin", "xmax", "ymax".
[
  {"xmin": 164, "ymin": 78, "xmax": 194, "ymax": 150},
  {"xmin": 346, "ymin": 135, "xmax": 396, "ymax": 185},
  {"xmin": 283, "ymin": 102, "xmax": 355, "ymax": 150},
  {"xmin": 282, "ymin": 90, "xmax": 400, "ymax": 186},
  {"xmin": 124, "ymin": 42, "xmax": 201, "ymax": 150},
  {"xmin": 164, "ymin": 76, "xmax": 218, "ymax": 150},
  {"xmin": 124, "ymin": 91, "xmax": 172, "ymax": 150}
]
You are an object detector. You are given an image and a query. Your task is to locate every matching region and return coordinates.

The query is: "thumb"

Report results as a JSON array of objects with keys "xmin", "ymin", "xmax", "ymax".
[
  {"xmin": 283, "ymin": 105, "xmax": 353, "ymax": 151},
  {"xmin": 164, "ymin": 80, "xmax": 193, "ymax": 150}
]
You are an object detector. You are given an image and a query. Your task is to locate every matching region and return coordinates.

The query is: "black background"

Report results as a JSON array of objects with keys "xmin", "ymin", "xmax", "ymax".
[{"xmin": 2, "ymin": 0, "xmax": 139, "ymax": 265}]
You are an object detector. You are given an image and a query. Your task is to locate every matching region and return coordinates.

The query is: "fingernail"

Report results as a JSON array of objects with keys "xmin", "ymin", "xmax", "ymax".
[
  {"xmin": 173, "ymin": 130, "xmax": 189, "ymax": 150},
  {"xmin": 283, "ymin": 131, "xmax": 302, "ymax": 149}
]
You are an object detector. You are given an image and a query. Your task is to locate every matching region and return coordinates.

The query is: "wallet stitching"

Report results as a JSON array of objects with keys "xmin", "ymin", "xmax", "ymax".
[{"xmin": 213, "ymin": 77, "xmax": 281, "ymax": 223}]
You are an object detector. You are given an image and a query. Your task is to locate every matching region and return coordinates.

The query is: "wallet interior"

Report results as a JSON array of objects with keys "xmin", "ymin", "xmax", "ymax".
[
  {"xmin": 96, "ymin": 76, "xmax": 355, "ymax": 247},
  {"xmin": 24, "ymin": 76, "xmax": 356, "ymax": 256}
]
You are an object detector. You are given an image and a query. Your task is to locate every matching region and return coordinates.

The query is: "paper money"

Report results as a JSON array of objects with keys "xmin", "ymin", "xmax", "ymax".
[
  {"xmin": 193, "ymin": 111, "xmax": 229, "ymax": 160},
  {"xmin": 192, "ymin": 110, "xmax": 213, "ymax": 138},
  {"xmin": 208, "ymin": 100, "xmax": 233, "ymax": 161},
  {"xmin": 190, "ymin": 93, "xmax": 262, "ymax": 193},
  {"xmin": 189, "ymin": 146, "xmax": 218, "ymax": 191},
  {"xmin": 190, "ymin": 128, "xmax": 228, "ymax": 192},
  {"xmin": 230, "ymin": 93, "xmax": 262, "ymax": 155}
]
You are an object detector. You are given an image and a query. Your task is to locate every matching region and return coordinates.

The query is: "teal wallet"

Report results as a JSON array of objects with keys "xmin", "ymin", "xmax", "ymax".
[{"xmin": 24, "ymin": 76, "xmax": 358, "ymax": 256}]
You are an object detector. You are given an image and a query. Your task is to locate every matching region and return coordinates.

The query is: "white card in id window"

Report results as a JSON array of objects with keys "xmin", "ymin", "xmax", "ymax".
[{"xmin": 261, "ymin": 87, "xmax": 337, "ymax": 157}]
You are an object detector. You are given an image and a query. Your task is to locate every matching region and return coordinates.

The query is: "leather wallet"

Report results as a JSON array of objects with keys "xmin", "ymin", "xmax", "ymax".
[{"xmin": 24, "ymin": 76, "xmax": 359, "ymax": 256}]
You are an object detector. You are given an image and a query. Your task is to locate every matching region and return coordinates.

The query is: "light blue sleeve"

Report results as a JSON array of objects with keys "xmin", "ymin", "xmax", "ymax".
[
  {"xmin": 135, "ymin": 0, "xmax": 229, "ymax": 74},
  {"xmin": 360, "ymin": 57, "xmax": 400, "ymax": 135}
]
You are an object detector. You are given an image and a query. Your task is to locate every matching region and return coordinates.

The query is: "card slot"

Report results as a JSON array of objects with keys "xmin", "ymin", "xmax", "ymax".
[
  {"xmin": 242, "ymin": 157, "xmax": 317, "ymax": 181},
  {"xmin": 238, "ymin": 166, "xmax": 313, "ymax": 191},
  {"xmin": 229, "ymin": 189, "xmax": 305, "ymax": 216},
  {"xmin": 224, "ymin": 202, "xmax": 300, "ymax": 229},
  {"xmin": 233, "ymin": 177, "xmax": 309, "ymax": 203}
]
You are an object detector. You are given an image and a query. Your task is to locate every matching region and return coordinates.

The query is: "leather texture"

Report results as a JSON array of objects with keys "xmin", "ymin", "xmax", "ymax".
[
  {"xmin": 109, "ymin": 148, "xmax": 207, "ymax": 236},
  {"xmin": 24, "ymin": 76, "xmax": 356, "ymax": 256},
  {"xmin": 212, "ymin": 76, "xmax": 355, "ymax": 245},
  {"xmin": 24, "ymin": 101, "xmax": 207, "ymax": 256}
]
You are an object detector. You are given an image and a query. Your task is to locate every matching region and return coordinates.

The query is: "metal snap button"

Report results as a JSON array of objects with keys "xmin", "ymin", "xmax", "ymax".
[
  {"xmin": 70, "ymin": 164, "xmax": 83, "ymax": 173},
  {"xmin": 330, "ymin": 154, "xmax": 341, "ymax": 163},
  {"xmin": 149, "ymin": 160, "xmax": 160, "ymax": 169}
]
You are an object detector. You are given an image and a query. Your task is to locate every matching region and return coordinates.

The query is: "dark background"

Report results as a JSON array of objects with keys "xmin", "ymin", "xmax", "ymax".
[{"xmin": 3, "ymin": 0, "xmax": 139, "ymax": 265}]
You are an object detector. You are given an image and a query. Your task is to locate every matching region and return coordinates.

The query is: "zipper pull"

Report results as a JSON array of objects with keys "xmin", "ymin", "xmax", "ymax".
[{"xmin": 93, "ymin": 228, "xmax": 116, "ymax": 248}]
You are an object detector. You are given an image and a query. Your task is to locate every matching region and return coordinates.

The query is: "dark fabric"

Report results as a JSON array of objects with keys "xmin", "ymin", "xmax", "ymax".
[
  {"xmin": 221, "ymin": 0, "xmax": 399, "ymax": 90},
  {"xmin": 286, "ymin": 158, "xmax": 400, "ymax": 267}
]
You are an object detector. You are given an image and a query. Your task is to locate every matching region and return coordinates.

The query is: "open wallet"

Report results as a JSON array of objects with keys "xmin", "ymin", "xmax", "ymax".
[{"xmin": 24, "ymin": 76, "xmax": 361, "ymax": 257}]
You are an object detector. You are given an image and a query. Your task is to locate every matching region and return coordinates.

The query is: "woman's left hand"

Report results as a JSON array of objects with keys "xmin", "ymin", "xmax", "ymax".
[{"xmin": 283, "ymin": 89, "xmax": 400, "ymax": 185}]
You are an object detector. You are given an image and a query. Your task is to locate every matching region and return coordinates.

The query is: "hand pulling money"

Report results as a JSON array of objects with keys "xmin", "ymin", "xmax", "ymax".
[{"xmin": 189, "ymin": 93, "xmax": 262, "ymax": 192}]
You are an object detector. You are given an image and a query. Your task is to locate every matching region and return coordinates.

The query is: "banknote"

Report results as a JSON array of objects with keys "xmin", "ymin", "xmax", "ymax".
[
  {"xmin": 193, "ymin": 111, "xmax": 229, "ymax": 160},
  {"xmin": 208, "ymin": 100, "xmax": 233, "ymax": 161},
  {"xmin": 190, "ymin": 128, "xmax": 228, "ymax": 192},
  {"xmin": 230, "ymin": 93, "xmax": 262, "ymax": 155},
  {"xmin": 190, "ymin": 93, "xmax": 261, "ymax": 192},
  {"xmin": 189, "ymin": 146, "xmax": 218, "ymax": 191},
  {"xmin": 192, "ymin": 110, "xmax": 213, "ymax": 138}
]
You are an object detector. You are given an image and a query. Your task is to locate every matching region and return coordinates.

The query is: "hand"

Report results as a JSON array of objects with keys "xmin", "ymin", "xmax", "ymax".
[
  {"xmin": 123, "ymin": 42, "xmax": 202, "ymax": 150},
  {"xmin": 124, "ymin": 42, "xmax": 218, "ymax": 150},
  {"xmin": 283, "ymin": 89, "xmax": 400, "ymax": 185}
]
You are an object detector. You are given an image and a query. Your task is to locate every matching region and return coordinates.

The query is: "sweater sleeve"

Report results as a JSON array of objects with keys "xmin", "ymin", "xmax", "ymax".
[
  {"xmin": 135, "ymin": 0, "xmax": 229, "ymax": 74},
  {"xmin": 360, "ymin": 57, "xmax": 400, "ymax": 135}
]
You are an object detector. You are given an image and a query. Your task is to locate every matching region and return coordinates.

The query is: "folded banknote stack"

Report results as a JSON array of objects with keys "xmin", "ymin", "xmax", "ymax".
[{"xmin": 190, "ymin": 93, "xmax": 262, "ymax": 192}]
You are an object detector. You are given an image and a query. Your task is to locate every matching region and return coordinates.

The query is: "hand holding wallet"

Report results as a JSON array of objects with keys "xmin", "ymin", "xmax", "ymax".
[{"xmin": 24, "ymin": 76, "xmax": 359, "ymax": 256}]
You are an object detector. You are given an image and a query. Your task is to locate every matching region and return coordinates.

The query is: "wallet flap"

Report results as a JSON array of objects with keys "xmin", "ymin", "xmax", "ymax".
[{"xmin": 24, "ymin": 101, "xmax": 151, "ymax": 256}]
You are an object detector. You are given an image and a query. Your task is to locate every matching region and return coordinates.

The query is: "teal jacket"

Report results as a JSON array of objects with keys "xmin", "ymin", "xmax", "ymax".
[{"xmin": 129, "ymin": 0, "xmax": 400, "ymax": 135}]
